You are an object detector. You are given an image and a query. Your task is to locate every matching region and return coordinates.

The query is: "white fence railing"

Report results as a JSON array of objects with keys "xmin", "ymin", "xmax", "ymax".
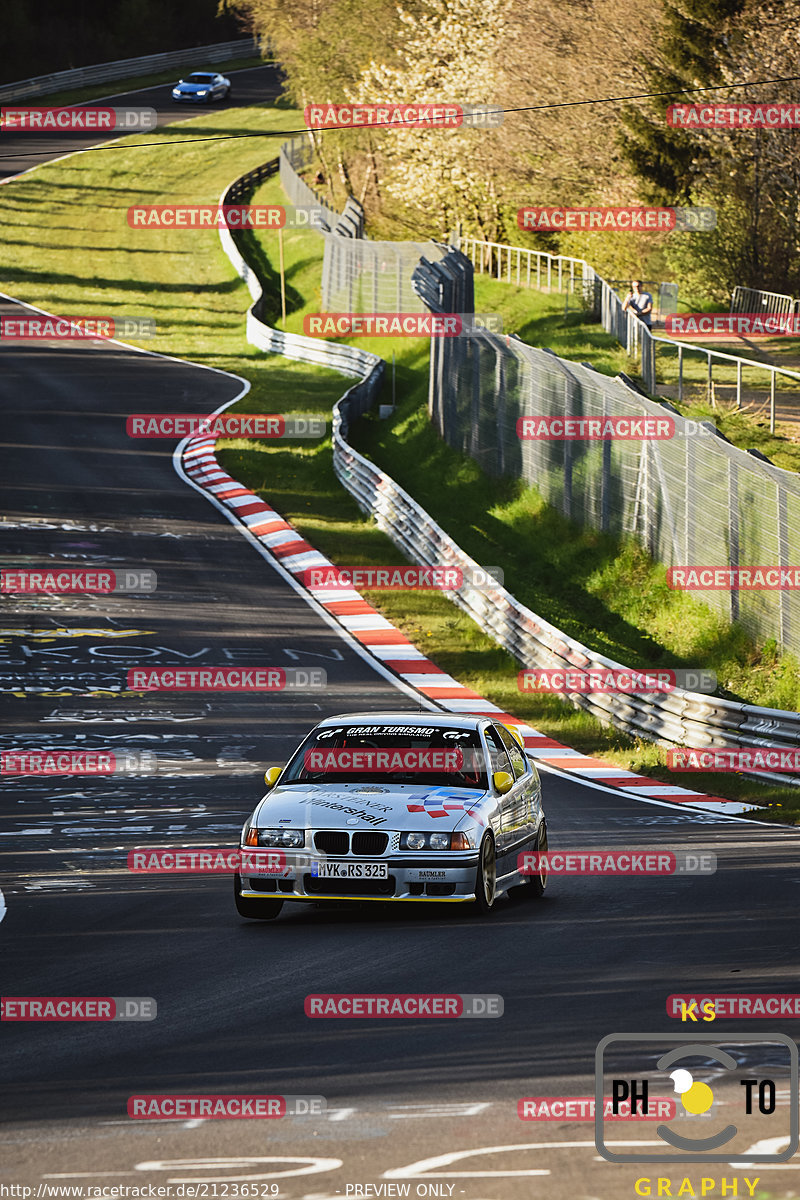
[
  {"xmin": 731, "ymin": 285, "xmax": 800, "ymax": 319},
  {"xmin": 213, "ymin": 151, "xmax": 800, "ymax": 783},
  {"xmin": 0, "ymin": 37, "xmax": 262, "ymax": 103},
  {"xmin": 462, "ymin": 235, "xmax": 800, "ymax": 433}
]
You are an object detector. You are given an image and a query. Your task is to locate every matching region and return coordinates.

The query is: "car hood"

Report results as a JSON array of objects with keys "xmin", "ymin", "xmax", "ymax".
[
  {"xmin": 175, "ymin": 82, "xmax": 211, "ymax": 92},
  {"xmin": 253, "ymin": 782, "xmax": 489, "ymax": 830}
]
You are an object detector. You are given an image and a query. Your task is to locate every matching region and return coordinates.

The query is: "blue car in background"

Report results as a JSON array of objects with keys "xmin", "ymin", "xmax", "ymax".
[{"xmin": 172, "ymin": 72, "xmax": 232, "ymax": 103}]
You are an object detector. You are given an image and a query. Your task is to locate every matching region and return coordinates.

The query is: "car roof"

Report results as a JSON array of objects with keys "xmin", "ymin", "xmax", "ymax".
[{"xmin": 315, "ymin": 712, "xmax": 492, "ymax": 731}]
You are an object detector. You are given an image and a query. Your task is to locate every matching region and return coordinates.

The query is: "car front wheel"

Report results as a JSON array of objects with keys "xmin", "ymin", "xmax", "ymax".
[
  {"xmin": 234, "ymin": 874, "xmax": 284, "ymax": 921},
  {"xmin": 473, "ymin": 834, "xmax": 496, "ymax": 914}
]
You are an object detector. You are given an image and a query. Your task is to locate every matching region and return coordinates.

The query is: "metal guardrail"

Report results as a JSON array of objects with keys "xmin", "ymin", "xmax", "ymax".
[
  {"xmin": 216, "ymin": 151, "xmax": 800, "ymax": 778},
  {"xmin": 0, "ymin": 37, "xmax": 261, "ymax": 102},
  {"xmin": 218, "ymin": 162, "xmax": 382, "ymax": 376}
]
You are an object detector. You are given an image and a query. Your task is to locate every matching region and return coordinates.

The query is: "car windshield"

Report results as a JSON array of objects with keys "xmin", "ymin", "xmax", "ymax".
[
  {"xmin": 280, "ymin": 724, "xmax": 488, "ymax": 789},
  {"xmin": 187, "ymin": 74, "xmax": 215, "ymax": 83}
]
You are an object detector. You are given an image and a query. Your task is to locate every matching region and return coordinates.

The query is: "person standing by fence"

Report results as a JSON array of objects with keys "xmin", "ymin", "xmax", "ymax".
[{"xmin": 622, "ymin": 280, "xmax": 653, "ymax": 328}]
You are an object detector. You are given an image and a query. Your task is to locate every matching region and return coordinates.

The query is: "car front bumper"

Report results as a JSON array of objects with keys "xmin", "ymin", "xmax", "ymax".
[{"xmin": 238, "ymin": 850, "xmax": 480, "ymax": 904}]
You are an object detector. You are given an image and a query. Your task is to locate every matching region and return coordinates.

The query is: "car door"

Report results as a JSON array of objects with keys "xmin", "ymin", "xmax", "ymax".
[
  {"xmin": 494, "ymin": 724, "xmax": 538, "ymax": 875},
  {"xmin": 482, "ymin": 725, "xmax": 517, "ymax": 869}
]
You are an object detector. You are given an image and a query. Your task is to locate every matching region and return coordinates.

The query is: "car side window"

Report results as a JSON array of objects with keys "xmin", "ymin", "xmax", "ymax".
[
  {"xmin": 484, "ymin": 726, "xmax": 513, "ymax": 777},
  {"xmin": 495, "ymin": 725, "xmax": 527, "ymax": 779}
]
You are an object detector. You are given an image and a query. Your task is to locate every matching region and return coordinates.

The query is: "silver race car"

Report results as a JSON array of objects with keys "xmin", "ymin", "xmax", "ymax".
[{"xmin": 235, "ymin": 712, "xmax": 547, "ymax": 921}]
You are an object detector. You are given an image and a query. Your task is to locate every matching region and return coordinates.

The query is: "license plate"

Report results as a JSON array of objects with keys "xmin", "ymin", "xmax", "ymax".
[{"xmin": 311, "ymin": 860, "xmax": 388, "ymax": 880}]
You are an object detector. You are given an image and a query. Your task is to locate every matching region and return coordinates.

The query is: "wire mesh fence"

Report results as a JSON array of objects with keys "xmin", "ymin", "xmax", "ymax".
[{"xmin": 416, "ymin": 249, "xmax": 800, "ymax": 659}]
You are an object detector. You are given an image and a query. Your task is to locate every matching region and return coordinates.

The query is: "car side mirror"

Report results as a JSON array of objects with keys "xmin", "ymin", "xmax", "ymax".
[
  {"xmin": 264, "ymin": 766, "xmax": 283, "ymax": 788},
  {"xmin": 493, "ymin": 770, "xmax": 513, "ymax": 794}
]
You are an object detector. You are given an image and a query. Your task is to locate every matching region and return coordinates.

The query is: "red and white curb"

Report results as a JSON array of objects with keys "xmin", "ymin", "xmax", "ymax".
[{"xmin": 180, "ymin": 435, "xmax": 749, "ymax": 818}]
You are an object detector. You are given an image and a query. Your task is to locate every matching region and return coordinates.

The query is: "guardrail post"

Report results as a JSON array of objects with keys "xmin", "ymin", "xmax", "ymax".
[
  {"xmin": 562, "ymin": 374, "xmax": 573, "ymax": 520},
  {"xmin": 678, "ymin": 345, "xmax": 684, "ymax": 404},
  {"xmin": 736, "ymin": 358, "xmax": 742, "ymax": 408},
  {"xmin": 527, "ymin": 251, "xmax": 531, "ymax": 288},
  {"xmin": 707, "ymin": 352, "xmax": 712, "ymax": 403},
  {"xmin": 728, "ymin": 459, "xmax": 739, "ymax": 626},
  {"xmin": 778, "ymin": 484, "xmax": 791, "ymax": 649},
  {"xmin": 601, "ymin": 394, "xmax": 611, "ymax": 532},
  {"xmin": 770, "ymin": 370, "xmax": 776, "ymax": 432}
]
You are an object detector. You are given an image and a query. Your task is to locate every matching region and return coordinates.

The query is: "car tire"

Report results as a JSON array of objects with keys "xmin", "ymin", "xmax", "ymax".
[
  {"xmin": 526, "ymin": 822, "xmax": 549, "ymax": 898},
  {"xmin": 473, "ymin": 833, "xmax": 497, "ymax": 914},
  {"xmin": 234, "ymin": 874, "xmax": 284, "ymax": 921}
]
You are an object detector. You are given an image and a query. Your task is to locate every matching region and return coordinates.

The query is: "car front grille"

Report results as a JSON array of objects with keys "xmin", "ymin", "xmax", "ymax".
[
  {"xmin": 314, "ymin": 830, "xmax": 349, "ymax": 855},
  {"xmin": 351, "ymin": 831, "xmax": 389, "ymax": 856}
]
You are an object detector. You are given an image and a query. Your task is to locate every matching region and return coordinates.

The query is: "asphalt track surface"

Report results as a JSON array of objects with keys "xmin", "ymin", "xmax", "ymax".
[{"xmin": 2, "ymin": 65, "xmax": 800, "ymax": 1199}]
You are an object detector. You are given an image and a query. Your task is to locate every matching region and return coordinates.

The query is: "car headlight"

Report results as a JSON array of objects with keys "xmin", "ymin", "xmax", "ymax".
[
  {"xmin": 197, "ymin": 89, "xmax": 209, "ymax": 96},
  {"xmin": 172, "ymin": 88, "xmax": 181, "ymax": 95},
  {"xmin": 400, "ymin": 831, "xmax": 474, "ymax": 850},
  {"xmin": 403, "ymin": 831, "xmax": 427, "ymax": 850},
  {"xmin": 255, "ymin": 828, "xmax": 305, "ymax": 848}
]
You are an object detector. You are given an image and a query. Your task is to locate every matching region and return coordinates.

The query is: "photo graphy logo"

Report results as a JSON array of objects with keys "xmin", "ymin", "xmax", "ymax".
[{"xmin": 595, "ymin": 1032, "xmax": 798, "ymax": 1162}]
